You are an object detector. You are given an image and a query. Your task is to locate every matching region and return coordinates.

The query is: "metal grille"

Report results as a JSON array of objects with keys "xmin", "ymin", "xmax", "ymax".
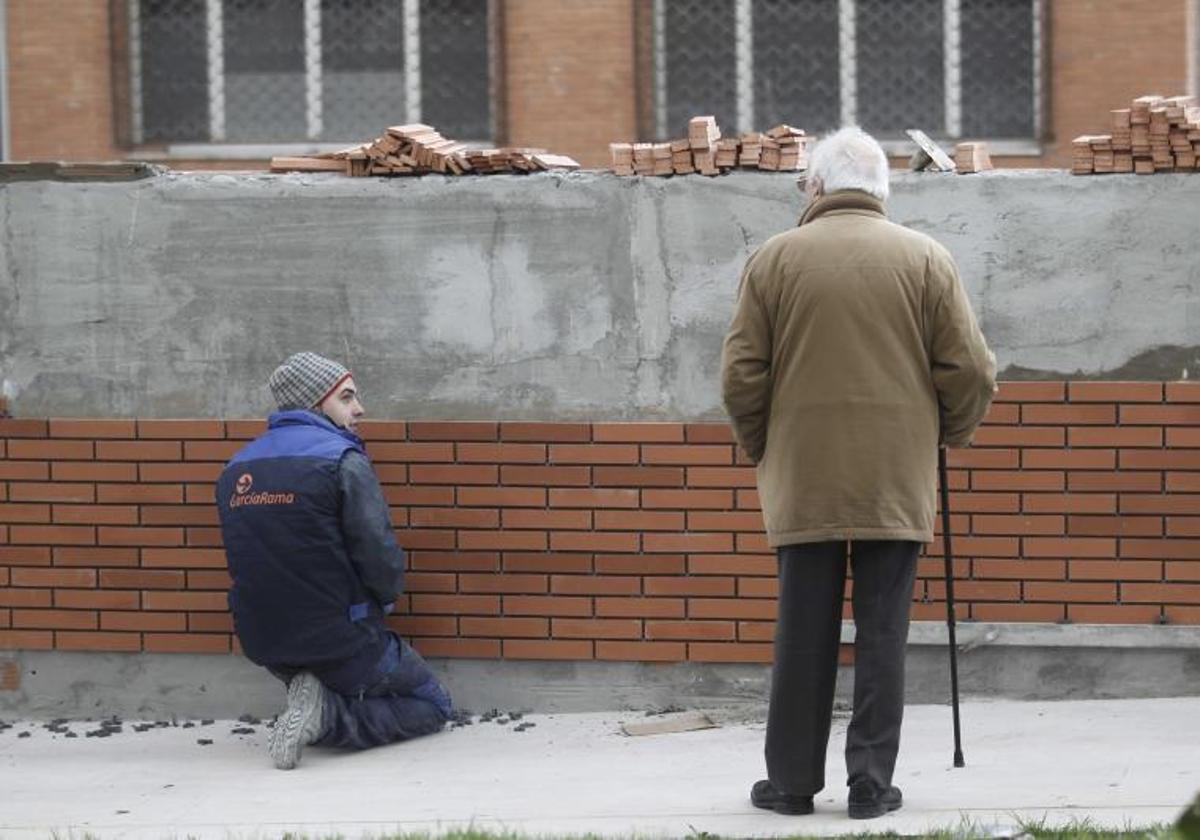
[
  {"xmin": 653, "ymin": 0, "xmax": 1043, "ymax": 140},
  {"xmin": 661, "ymin": 0, "xmax": 738, "ymax": 138},
  {"xmin": 128, "ymin": 0, "xmax": 492, "ymax": 145}
]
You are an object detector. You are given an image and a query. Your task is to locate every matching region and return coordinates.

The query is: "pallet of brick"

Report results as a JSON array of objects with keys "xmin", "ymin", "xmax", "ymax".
[
  {"xmin": 652, "ymin": 142, "xmax": 674, "ymax": 176},
  {"xmin": 689, "ymin": 115, "xmax": 720, "ymax": 152},
  {"xmin": 693, "ymin": 149, "xmax": 719, "ymax": 176},
  {"xmin": 714, "ymin": 137, "xmax": 740, "ymax": 170},
  {"xmin": 1110, "ymin": 109, "xmax": 1132, "ymax": 151},
  {"xmin": 1090, "ymin": 136, "xmax": 1115, "ymax": 174},
  {"xmin": 954, "ymin": 142, "xmax": 993, "ymax": 173},
  {"xmin": 738, "ymin": 132, "xmax": 763, "ymax": 167},
  {"xmin": 670, "ymin": 139, "xmax": 695, "ymax": 174},
  {"xmin": 632, "ymin": 142, "xmax": 655, "ymax": 175},
  {"xmin": 762, "ymin": 125, "xmax": 810, "ymax": 171},
  {"xmin": 610, "ymin": 143, "xmax": 634, "ymax": 175},
  {"xmin": 1070, "ymin": 135, "xmax": 1096, "ymax": 174},
  {"xmin": 758, "ymin": 136, "xmax": 781, "ymax": 171}
]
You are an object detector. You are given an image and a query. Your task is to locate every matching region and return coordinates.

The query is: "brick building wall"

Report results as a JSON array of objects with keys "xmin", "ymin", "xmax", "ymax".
[
  {"xmin": 5, "ymin": 1, "xmax": 1195, "ymax": 169},
  {"xmin": 2, "ymin": 382, "xmax": 1199, "ymax": 661}
]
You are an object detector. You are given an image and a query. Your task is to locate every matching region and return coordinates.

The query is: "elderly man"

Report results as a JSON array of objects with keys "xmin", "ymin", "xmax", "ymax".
[
  {"xmin": 217, "ymin": 352, "xmax": 453, "ymax": 770},
  {"xmin": 721, "ymin": 127, "xmax": 995, "ymax": 818}
]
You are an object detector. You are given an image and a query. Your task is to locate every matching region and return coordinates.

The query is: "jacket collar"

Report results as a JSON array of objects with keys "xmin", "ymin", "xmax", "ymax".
[
  {"xmin": 268, "ymin": 408, "xmax": 363, "ymax": 446},
  {"xmin": 798, "ymin": 190, "xmax": 887, "ymax": 227}
]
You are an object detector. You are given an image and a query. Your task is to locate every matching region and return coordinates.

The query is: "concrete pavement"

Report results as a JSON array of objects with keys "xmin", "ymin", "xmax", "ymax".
[{"xmin": 2, "ymin": 697, "xmax": 1197, "ymax": 839}]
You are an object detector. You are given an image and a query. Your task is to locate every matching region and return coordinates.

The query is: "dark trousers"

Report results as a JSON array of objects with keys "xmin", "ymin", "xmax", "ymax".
[
  {"xmin": 272, "ymin": 632, "xmax": 452, "ymax": 750},
  {"xmin": 765, "ymin": 540, "xmax": 919, "ymax": 796}
]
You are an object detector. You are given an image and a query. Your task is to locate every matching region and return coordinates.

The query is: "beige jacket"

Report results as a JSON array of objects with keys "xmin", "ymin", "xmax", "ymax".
[{"xmin": 720, "ymin": 191, "xmax": 996, "ymax": 547}]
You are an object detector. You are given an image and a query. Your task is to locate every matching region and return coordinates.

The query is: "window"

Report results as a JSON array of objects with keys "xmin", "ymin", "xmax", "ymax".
[
  {"xmin": 126, "ymin": 0, "xmax": 494, "ymax": 146},
  {"xmin": 652, "ymin": 0, "xmax": 1043, "ymax": 143}
]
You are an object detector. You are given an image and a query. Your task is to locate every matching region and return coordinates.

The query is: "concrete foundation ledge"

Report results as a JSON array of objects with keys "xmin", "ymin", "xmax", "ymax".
[{"xmin": 1, "ymin": 622, "xmax": 1197, "ymax": 720}]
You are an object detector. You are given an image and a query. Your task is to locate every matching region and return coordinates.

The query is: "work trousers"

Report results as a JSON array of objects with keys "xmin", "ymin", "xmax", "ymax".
[
  {"xmin": 273, "ymin": 631, "xmax": 453, "ymax": 751},
  {"xmin": 765, "ymin": 540, "xmax": 919, "ymax": 796}
]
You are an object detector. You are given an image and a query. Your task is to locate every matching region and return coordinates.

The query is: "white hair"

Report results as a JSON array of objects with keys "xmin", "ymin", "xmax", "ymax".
[{"xmin": 807, "ymin": 126, "xmax": 890, "ymax": 201}]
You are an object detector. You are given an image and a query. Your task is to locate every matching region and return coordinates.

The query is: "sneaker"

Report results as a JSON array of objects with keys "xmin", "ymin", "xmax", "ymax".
[
  {"xmin": 847, "ymin": 780, "xmax": 903, "ymax": 819},
  {"xmin": 269, "ymin": 671, "xmax": 325, "ymax": 771},
  {"xmin": 750, "ymin": 779, "xmax": 815, "ymax": 815}
]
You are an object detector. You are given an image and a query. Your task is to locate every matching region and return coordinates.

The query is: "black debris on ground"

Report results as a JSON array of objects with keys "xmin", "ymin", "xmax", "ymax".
[
  {"xmin": 196, "ymin": 738, "xmax": 213, "ymax": 746},
  {"xmin": 237, "ymin": 714, "xmax": 262, "ymax": 725},
  {"xmin": 200, "ymin": 719, "xmax": 214, "ymax": 726},
  {"xmin": 17, "ymin": 731, "xmax": 31, "ymax": 739},
  {"xmin": 0, "ymin": 720, "xmax": 12, "ymax": 732},
  {"xmin": 181, "ymin": 722, "xmax": 195, "ymax": 729},
  {"xmin": 513, "ymin": 721, "xmax": 536, "ymax": 732},
  {"xmin": 508, "ymin": 711, "xmax": 524, "ymax": 721},
  {"xmin": 132, "ymin": 723, "xmax": 155, "ymax": 733},
  {"xmin": 479, "ymin": 708, "xmax": 500, "ymax": 722},
  {"xmin": 644, "ymin": 704, "xmax": 685, "ymax": 717},
  {"xmin": 230, "ymin": 727, "xmax": 256, "ymax": 735},
  {"xmin": 65, "ymin": 731, "xmax": 78, "ymax": 738}
]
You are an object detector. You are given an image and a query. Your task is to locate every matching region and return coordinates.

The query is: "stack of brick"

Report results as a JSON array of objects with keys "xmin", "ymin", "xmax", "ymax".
[
  {"xmin": 270, "ymin": 123, "xmax": 580, "ymax": 177},
  {"xmin": 610, "ymin": 116, "xmax": 811, "ymax": 177},
  {"xmin": 954, "ymin": 142, "xmax": 994, "ymax": 173},
  {"xmin": 1072, "ymin": 94, "xmax": 1199, "ymax": 175}
]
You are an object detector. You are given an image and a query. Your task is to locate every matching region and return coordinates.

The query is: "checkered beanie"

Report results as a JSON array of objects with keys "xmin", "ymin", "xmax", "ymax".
[{"xmin": 269, "ymin": 352, "xmax": 352, "ymax": 410}]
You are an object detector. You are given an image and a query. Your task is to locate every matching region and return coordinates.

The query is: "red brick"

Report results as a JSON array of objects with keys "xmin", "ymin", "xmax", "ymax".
[
  {"xmin": 410, "ymin": 464, "xmax": 499, "ymax": 485},
  {"xmin": 596, "ymin": 640, "xmax": 686, "ymax": 661},
  {"xmin": 970, "ymin": 514, "xmax": 1065, "ymax": 535},
  {"xmin": 1068, "ymin": 604, "xmax": 1162, "ymax": 623},
  {"xmin": 1068, "ymin": 559, "xmax": 1163, "ymax": 580},
  {"xmin": 1121, "ymin": 538, "xmax": 1200, "ymax": 559},
  {"xmin": 369, "ymin": 442, "xmax": 455, "ymax": 462},
  {"xmin": 1070, "ymin": 472, "xmax": 1161, "ymax": 492},
  {"xmin": 738, "ymin": 577, "xmax": 778, "ymax": 598},
  {"xmin": 1167, "ymin": 428, "xmax": 1200, "ymax": 447},
  {"xmin": 595, "ymin": 597, "xmax": 684, "ymax": 618},
  {"xmin": 185, "ymin": 569, "xmax": 232, "ymax": 589},
  {"xmin": 410, "ymin": 594, "xmax": 501, "ymax": 614},
  {"xmin": 1067, "ymin": 516, "xmax": 1163, "ymax": 537},
  {"xmin": 548, "ymin": 488, "xmax": 638, "ymax": 508},
  {"xmin": 0, "ymin": 419, "xmax": 48, "ymax": 437},
  {"xmin": 500, "ymin": 422, "xmax": 590, "ymax": 442},
  {"xmin": 98, "ymin": 484, "xmax": 184, "ymax": 504},
  {"xmin": 142, "ymin": 591, "xmax": 226, "ymax": 611},
  {"xmin": 1164, "ymin": 606, "xmax": 1200, "ymax": 624},
  {"xmin": 736, "ymin": 489, "xmax": 761, "ymax": 510},
  {"xmin": 52, "ymin": 461, "xmax": 137, "ymax": 482},
  {"xmin": 55, "ymin": 546, "xmax": 138, "ymax": 567},
  {"xmin": 946, "ymin": 448, "xmax": 1019, "ymax": 469},
  {"xmin": 412, "ymin": 637, "xmax": 501, "ymax": 658},
  {"xmin": 141, "ymin": 548, "xmax": 226, "ymax": 568},
  {"xmin": 641, "ymin": 445, "xmax": 733, "ymax": 466},
  {"xmin": 595, "ymin": 510, "xmax": 682, "ymax": 531},
  {"xmin": 409, "ymin": 422, "xmax": 498, "ymax": 441},
  {"xmin": 183, "ymin": 441, "xmax": 242, "ymax": 461},
  {"xmin": 943, "ymin": 492, "xmax": 1019, "ymax": 513},
  {"xmin": 140, "ymin": 463, "xmax": 222, "ymax": 482},
  {"xmin": 0, "ymin": 629, "xmax": 54, "ymax": 649},
  {"xmin": 688, "ymin": 554, "xmax": 776, "ymax": 575},
  {"xmin": 189, "ymin": 613, "xmax": 234, "ymax": 633},
  {"xmin": 382, "ymin": 486, "xmax": 454, "ymax": 507},
  {"xmin": 49, "ymin": 419, "xmax": 135, "ymax": 438},
  {"xmin": 456, "ymin": 443, "xmax": 547, "ymax": 463},
  {"xmin": 687, "ymin": 642, "xmax": 772, "ymax": 663},
  {"xmin": 460, "ymin": 617, "xmax": 548, "ymax": 637},
  {"xmin": 641, "ymin": 489, "xmax": 733, "ymax": 510},
  {"xmin": 9, "ymin": 525, "xmax": 94, "ymax": 545},
  {"xmin": 593, "ymin": 423, "xmax": 684, "ymax": 443},
  {"xmin": 927, "ymin": 580, "xmax": 1022, "ymax": 601},
  {"xmin": 686, "ymin": 511, "xmax": 764, "ymax": 532},
  {"xmin": 0, "ymin": 503, "xmax": 50, "ymax": 523},
  {"xmin": 503, "ymin": 509, "xmax": 591, "ymax": 530},
  {"xmin": 927, "ymin": 536, "xmax": 1020, "ymax": 558},
  {"xmin": 1166, "ymin": 382, "xmax": 1200, "ymax": 403},
  {"xmin": 0, "ymin": 461, "xmax": 49, "ymax": 480},
  {"xmin": 1025, "ymin": 493, "xmax": 1116, "ymax": 514},
  {"xmin": 994, "ymin": 382, "xmax": 1065, "ymax": 402},
  {"xmin": 374, "ymin": 465, "xmax": 409, "ymax": 483},
  {"xmin": 386, "ymin": 615, "xmax": 458, "ymax": 637},
  {"xmin": 55, "ymin": 589, "xmax": 139, "ymax": 610},
  {"xmin": 685, "ymin": 424, "xmax": 734, "ymax": 444},
  {"xmin": 357, "ymin": 421, "xmax": 408, "ymax": 441},
  {"xmin": 967, "ymin": 558, "xmax": 1066, "ymax": 580},
  {"xmin": 595, "ymin": 553, "xmax": 685, "ymax": 575},
  {"xmin": 1121, "ymin": 495, "xmax": 1200, "ymax": 515},
  {"xmin": 593, "ymin": 466, "xmax": 685, "ymax": 487},
  {"xmin": 137, "ymin": 419, "xmax": 225, "ymax": 439},
  {"xmin": 399, "ymin": 530, "xmax": 456, "ymax": 550},
  {"xmin": 95, "ymin": 440, "xmax": 181, "ymax": 461},
  {"xmin": 98, "ymin": 526, "xmax": 182, "ymax": 546},
  {"xmin": 972, "ymin": 471, "xmax": 1065, "ymax": 492},
  {"xmin": 1167, "ymin": 518, "xmax": 1200, "ymax": 537},
  {"xmin": 1120, "ymin": 450, "xmax": 1200, "ymax": 469},
  {"xmin": 145, "ymin": 506, "xmax": 220, "ymax": 526},
  {"xmin": 645, "ymin": 576, "xmax": 735, "ymax": 597},
  {"xmin": 56, "ymin": 631, "xmax": 142, "ymax": 652},
  {"xmin": 643, "ymin": 533, "xmax": 734, "ymax": 554},
  {"xmin": 1024, "ymin": 581, "xmax": 1118, "ymax": 602},
  {"xmin": 551, "ymin": 574, "xmax": 640, "ymax": 595},
  {"xmin": 1023, "ymin": 450, "xmax": 1116, "ymax": 470},
  {"xmin": 1122, "ymin": 582, "xmax": 1200, "ymax": 604},
  {"xmin": 503, "ymin": 639, "xmax": 592, "ymax": 659},
  {"xmin": 1023, "ymin": 537, "xmax": 1116, "ymax": 558},
  {"xmin": 458, "ymin": 530, "xmax": 547, "ymax": 551},
  {"xmin": 53, "ymin": 504, "xmax": 139, "ymax": 525},
  {"xmin": 978, "ymin": 403, "xmax": 1019, "ymax": 425},
  {"xmin": 1120, "ymin": 405, "xmax": 1200, "ymax": 425},
  {"xmin": 550, "ymin": 531, "xmax": 638, "ymax": 552},
  {"xmin": 9, "ymin": 483, "xmax": 92, "ymax": 503},
  {"xmin": 1167, "ymin": 472, "xmax": 1200, "ymax": 492},
  {"xmin": 972, "ymin": 603, "xmax": 1066, "ymax": 622},
  {"xmin": 552, "ymin": 617, "xmax": 641, "ymax": 639},
  {"xmin": 0, "ymin": 589, "xmax": 51, "ymax": 608},
  {"xmin": 738, "ymin": 621, "xmax": 777, "ymax": 642},
  {"xmin": 457, "ymin": 487, "xmax": 546, "ymax": 507},
  {"xmin": 499, "ymin": 465, "xmax": 589, "ymax": 486},
  {"xmin": 502, "ymin": 594, "xmax": 592, "ymax": 616},
  {"xmin": 688, "ymin": 598, "xmax": 775, "ymax": 620},
  {"xmin": 144, "ymin": 634, "xmax": 231, "ymax": 653},
  {"xmin": 409, "ymin": 551, "xmax": 499, "ymax": 572},
  {"xmin": 645, "ymin": 620, "xmax": 735, "ymax": 641},
  {"xmin": 460, "ymin": 573, "xmax": 548, "ymax": 594},
  {"xmin": 1166, "ymin": 561, "xmax": 1200, "ymax": 581},
  {"xmin": 12, "ymin": 568, "xmax": 95, "ymax": 588},
  {"xmin": 1068, "ymin": 382, "xmax": 1162, "ymax": 403},
  {"xmin": 503, "ymin": 552, "xmax": 592, "ymax": 573},
  {"xmin": 411, "ymin": 508, "xmax": 500, "ymax": 529},
  {"xmin": 13, "ymin": 609, "xmax": 98, "ymax": 630},
  {"xmin": 1069, "ymin": 427, "xmax": 1162, "ymax": 447},
  {"xmin": 550, "ymin": 444, "xmax": 638, "ymax": 464},
  {"xmin": 1025, "ymin": 404, "xmax": 1118, "ymax": 425},
  {"xmin": 972, "ymin": 426, "xmax": 1065, "ymax": 447},
  {"xmin": 685, "ymin": 467, "xmax": 756, "ymax": 488}
]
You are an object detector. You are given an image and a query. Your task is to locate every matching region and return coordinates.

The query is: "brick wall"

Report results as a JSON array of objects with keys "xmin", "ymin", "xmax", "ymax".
[
  {"xmin": 6, "ymin": 1, "xmax": 1194, "ymax": 169},
  {"xmin": 1, "ymin": 382, "xmax": 1198, "ymax": 661}
]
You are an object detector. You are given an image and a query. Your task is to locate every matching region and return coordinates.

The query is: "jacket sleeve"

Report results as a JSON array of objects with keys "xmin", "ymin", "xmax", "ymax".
[
  {"xmin": 338, "ymin": 449, "xmax": 406, "ymax": 610},
  {"xmin": 927, "ymin": 244, "xmax": 997, "ymax": 447},
  {"xmin": 720, "ymin": 250, "xmax": 773, "ymax": 463}
]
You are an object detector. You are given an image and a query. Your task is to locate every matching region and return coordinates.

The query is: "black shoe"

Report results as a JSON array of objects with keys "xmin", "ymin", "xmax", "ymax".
[
  {"xmin": 750, "ymin": 779, "xmax": 815, "ymax": 815},
  {"xmin": 847, "ymin": 780, "xmax": 903, "ymax": 819}
]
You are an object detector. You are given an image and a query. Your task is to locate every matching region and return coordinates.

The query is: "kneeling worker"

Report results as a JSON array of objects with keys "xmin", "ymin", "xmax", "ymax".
[{"xmin": 217, "ymin": 352, "xmax": 453, "ymax": 769}]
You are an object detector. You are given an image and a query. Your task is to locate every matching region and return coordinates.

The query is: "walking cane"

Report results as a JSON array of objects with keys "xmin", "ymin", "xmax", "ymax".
[{"xmin": 938, "ymin": 446, "xmax": 966, "ymax": 768}]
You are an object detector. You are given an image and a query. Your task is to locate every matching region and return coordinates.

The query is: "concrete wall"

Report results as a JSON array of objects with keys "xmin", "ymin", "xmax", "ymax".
[{"xmin": 2, "ymin": 170, "xmax": 1198, "ymax": 420}]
